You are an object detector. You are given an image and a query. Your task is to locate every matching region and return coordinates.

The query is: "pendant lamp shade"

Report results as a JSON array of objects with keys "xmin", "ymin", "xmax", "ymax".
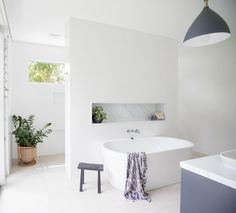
[{"xmin": 183, "ymin": 1, "xmax": 231, "ymax": 47}]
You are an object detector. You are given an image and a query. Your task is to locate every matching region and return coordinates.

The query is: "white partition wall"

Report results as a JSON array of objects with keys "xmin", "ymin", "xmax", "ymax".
[{"xmin": 67, "ymin": 18, "xmax": 178, "ymax": 178}]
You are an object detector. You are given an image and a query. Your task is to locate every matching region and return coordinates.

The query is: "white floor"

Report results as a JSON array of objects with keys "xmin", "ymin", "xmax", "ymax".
[{"xmin": 0, "ymin": 154, "xmax": 181, "ymax": 213}]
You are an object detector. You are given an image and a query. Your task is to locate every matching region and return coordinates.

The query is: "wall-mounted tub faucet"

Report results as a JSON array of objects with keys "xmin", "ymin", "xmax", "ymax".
[{"xmin": 127, "ymin": 129, "xmax": 140, "ymax": 134}]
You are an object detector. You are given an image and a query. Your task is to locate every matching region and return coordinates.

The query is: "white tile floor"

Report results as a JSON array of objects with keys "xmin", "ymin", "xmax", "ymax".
[{"xmin": 0, "ymin": 154, "xmax": 181, "ymax": 213}]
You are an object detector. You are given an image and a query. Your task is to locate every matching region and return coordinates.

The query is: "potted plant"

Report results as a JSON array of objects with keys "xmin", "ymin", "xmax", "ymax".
[
  {"xmin": 12, "ymin": 115, "xmax": 52, "ymax": 165},
  {"xmin": 92, "ymin": 106, "xmax": 107, "ymax": 123}
]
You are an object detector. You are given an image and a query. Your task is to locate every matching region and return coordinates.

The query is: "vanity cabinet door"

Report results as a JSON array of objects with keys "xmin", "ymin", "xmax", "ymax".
[{"xmin": 180, "ymin": 169, "xmax": 236, "ymax": 213}]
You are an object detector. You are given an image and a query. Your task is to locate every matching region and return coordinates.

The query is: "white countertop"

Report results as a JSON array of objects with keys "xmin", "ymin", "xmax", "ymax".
[{"xmin": 180, "ymin": 155, "xmax": 236, "ymax": 189}]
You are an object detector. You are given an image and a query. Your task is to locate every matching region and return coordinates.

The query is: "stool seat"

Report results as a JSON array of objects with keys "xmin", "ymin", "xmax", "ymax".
[
  {"xmin": 77, "ymin": 162, "xmax": 104, "ymax": 193},
  {"xmin": 78, "ymin": 162, "xmax": 104, "ymax": 171}
]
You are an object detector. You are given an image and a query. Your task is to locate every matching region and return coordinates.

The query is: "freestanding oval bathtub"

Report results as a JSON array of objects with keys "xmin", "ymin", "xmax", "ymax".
[{"xmin": 102, "ymin": 137, "xmax": 194, "ymax": 191}]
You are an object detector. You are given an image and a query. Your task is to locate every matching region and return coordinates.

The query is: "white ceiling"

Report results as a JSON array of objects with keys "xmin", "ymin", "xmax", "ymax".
[{"xmin": 4, "ymin": 0, "xmax": 236, "ymax": 46}]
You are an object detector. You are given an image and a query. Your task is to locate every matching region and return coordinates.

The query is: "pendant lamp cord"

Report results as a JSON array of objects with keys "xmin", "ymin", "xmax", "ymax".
[{"xmin": 204, "ymin": 0, "xmax": 209, "ymax": 7}]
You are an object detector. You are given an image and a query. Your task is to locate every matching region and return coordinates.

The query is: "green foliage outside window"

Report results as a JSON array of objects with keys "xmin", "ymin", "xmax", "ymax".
[{"xmin": 28, "ymin": 61, "xmax": 65, "ymax": 83}]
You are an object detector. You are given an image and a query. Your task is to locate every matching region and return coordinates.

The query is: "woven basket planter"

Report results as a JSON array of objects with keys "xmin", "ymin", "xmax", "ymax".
[{"xmin": 18, "ymin": 145, "xmax": 37, "ymax": 166}]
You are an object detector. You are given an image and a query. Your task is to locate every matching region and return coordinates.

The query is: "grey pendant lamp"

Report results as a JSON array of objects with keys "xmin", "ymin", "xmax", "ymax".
[{"xmin": 183, "ymin": 0, "xmax": 231, "ymax": 47}]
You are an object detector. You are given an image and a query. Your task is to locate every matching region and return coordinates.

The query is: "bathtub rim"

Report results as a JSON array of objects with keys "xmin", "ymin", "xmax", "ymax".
[{"xmin": 102, "ymin": 136, "xmax": 194, "ymax": 155}]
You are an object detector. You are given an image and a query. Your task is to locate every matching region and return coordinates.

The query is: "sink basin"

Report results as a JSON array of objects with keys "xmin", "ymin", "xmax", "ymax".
[{"xmin": 220, "ymin": 149, "xmax": 236, "ymax": 169}]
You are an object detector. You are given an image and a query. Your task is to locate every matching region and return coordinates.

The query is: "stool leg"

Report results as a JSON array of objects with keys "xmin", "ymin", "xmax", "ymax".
[
  {"xmin": 82, "ymin": 169, "xmax": 84, "ymax": 184},
  {"xmin": 80, "ymin": 169, "xmax": 84, "ymax": 192},
  {"xmin": 98, "ymin": 171, "xmax": 101, "ymax": 193}
]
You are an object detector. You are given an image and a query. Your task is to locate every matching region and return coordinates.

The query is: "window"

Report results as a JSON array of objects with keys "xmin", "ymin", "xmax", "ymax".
[{"xmin": 28, "ymin": 61, "xmax": 65, "ymax": 83}]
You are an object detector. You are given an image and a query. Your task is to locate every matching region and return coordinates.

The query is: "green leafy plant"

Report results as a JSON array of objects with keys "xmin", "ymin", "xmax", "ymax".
[
  {"xmin": 92, "ymin": 106, "xmax": 107, "ymax": 123},
  {"xmin": 12, "ymin": 115, "xmax": 52, "ymax": 147},
  {"xmin": 28, "ymin": 61, "xmax": 65, "ymax": 83}
]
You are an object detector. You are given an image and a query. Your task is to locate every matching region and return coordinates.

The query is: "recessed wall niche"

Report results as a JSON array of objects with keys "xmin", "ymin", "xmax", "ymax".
[{"xmin": 92, "ymin": 103, "xmax": 165, "ymax": 123}]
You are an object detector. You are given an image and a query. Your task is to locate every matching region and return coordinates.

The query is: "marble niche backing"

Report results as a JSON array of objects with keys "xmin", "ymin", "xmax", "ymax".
[{"xmin": 92, "ymin": 103, "xmax": 165, "ymax": 123}]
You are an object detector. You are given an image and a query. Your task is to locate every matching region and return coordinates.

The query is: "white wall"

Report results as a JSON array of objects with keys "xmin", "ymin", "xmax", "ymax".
[
  {"xmin": 67, "ymin": 18, "xmax": 178, "ymax": 177},
  {"xmin": 11, "ymin": 41, "xmax": 67, "ymax": 158},
  {"xmin": 0, "ymin": 30, "xmax": 5, "ymax": 185},
  {"xmin": 178, "ymin": 36, "xmax": 236, "ymax": 155}
]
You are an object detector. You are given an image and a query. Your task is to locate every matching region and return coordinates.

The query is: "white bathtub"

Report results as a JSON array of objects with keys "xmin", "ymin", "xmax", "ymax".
[{"xmin": 102, "ymin": 137, "xmax": 194, "ymax": 191}]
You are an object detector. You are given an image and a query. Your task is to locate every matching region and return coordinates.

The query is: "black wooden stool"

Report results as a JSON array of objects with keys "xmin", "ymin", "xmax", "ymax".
[{"xmin": 77, "ymin": 162, "xmax": 104, "ymax": 193}]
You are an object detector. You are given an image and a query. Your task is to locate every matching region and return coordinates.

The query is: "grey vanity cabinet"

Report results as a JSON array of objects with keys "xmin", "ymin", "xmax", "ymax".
[{"xmin": 180, "ymin": 169, "xmax": 236, "ymax": 213}]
